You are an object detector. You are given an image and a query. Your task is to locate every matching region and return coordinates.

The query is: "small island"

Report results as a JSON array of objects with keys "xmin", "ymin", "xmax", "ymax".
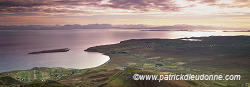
[{"xmin": 28, "ymin": 48, "xmax": 70, "ymax": 54}]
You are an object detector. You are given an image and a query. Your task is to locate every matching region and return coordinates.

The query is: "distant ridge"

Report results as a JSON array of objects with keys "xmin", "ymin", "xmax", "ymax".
[{"xmin": 0, "ymin": 24, "xmax": 242, "ymax": 30}]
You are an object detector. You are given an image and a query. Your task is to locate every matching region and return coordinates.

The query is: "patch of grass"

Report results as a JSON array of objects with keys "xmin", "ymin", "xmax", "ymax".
[{"xmin": 147, "ymin": 56, "xmax": 161, "ymax": 59}]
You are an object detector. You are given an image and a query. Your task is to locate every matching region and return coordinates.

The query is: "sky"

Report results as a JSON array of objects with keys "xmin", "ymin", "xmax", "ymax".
[{"xmin": 0, "ymin": 0, "xmax": 250, "ymax": 28}]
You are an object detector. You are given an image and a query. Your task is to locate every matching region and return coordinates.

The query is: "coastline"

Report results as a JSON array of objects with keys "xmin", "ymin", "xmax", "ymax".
[
  {"xmin": 84, "ymin": 36, "xmax": 250, "ymax": 86},
  {"xmin": 1, "ymin": 36, "xmax": 250, "ymax": 86}
]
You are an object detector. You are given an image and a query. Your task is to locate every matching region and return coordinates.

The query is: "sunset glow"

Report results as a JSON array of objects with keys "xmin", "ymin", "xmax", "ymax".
[{"xmin": 0, "ymin": 0, "xmax": 250, "ymax": 28}]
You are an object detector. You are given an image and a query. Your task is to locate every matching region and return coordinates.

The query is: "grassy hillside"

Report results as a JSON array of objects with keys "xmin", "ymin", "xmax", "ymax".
[
  {"xmin": 85, "ymin": 36, "xmax": 250, "ymax": 86},
  {"xmin": 2, "ymin": 67, "xmax": 88, "ymax": 82},
  {"xmin": 100, "ymin": 67, "xmax": 192, "ymax": 87},
  {"xmin": 0, "ymin": 76, "xmax": 22, "ymax": 87}
]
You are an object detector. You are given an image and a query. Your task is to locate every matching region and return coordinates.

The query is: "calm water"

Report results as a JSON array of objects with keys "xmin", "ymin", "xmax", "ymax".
[{"xmin": 0, "ymin": 29, "xmax": 250, "ymax": 72}]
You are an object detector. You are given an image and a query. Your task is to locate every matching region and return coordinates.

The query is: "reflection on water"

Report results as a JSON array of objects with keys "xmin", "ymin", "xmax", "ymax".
[
  {"xmin": 0, "ymin": 29, "xmax": 250, "ymax": 72},
  {"xmin": 181, "ymin": 39, "xmax": 202, "ymax": 41}
]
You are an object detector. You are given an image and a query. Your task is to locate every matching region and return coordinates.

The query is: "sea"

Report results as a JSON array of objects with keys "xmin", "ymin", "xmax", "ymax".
[{"xmin": 0, "ymin": 29, "xmax": 250, "ymax": 72}]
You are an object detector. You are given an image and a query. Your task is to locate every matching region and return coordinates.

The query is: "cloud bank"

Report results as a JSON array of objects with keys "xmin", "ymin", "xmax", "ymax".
[
  {"xmin": 1, "ymin": 0, "xmax": 248, "ymax": 15},
  {"xmin": 0, "ymin": 0, "xmax": 181, "ymax": 14}
]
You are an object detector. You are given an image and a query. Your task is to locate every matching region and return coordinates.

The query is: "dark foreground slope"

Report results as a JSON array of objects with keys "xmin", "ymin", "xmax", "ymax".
[
  {"xmin": 58, "ymin": 67, "xmax": 191, "ymax": 87},
  {"xmin": 1, "ymin": 67, "xmax": 191, "ymax": 87}
]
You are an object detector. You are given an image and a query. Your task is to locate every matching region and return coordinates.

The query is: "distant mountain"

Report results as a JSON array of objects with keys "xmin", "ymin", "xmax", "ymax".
[
  {"xmin": 114, "ymin": 24, "xmax": 153, "ymax": 29},
  {"xmin": 63, "ymin": 24, "xmax": 113, "ymax": 29},
  {"xmin": 0, "ymin": 24, "xmax": 239, "ymax": 30},
  {"xmin": 0, "ymin": 24, "xmax": 113, "ymax": 30}
]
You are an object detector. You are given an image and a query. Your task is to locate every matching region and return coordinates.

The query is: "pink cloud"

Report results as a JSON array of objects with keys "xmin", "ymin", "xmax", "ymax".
[{"xmin": 0, "ymin": 0, "xmax": 180, "ymax": 14}]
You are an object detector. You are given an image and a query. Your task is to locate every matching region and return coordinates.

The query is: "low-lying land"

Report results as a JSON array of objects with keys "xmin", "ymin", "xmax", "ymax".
[{"xmin": 1, "ymin": 36, "xmax": 250, "ymax": 87}]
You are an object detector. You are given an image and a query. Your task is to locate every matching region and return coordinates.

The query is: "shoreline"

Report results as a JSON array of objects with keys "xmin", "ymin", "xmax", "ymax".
[
  {"xmin": 2, "ymin": 35, "xmax": 250, "ymax": 73},
  {"xmin": 1, "ymin": 36, "xmax": 250, "ymax": 86}
]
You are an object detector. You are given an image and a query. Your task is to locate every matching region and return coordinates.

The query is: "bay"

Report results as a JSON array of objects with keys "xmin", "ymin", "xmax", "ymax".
[{"xmin": 0, "ymin": 29, "xmax": 249, "ymax": 72}]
